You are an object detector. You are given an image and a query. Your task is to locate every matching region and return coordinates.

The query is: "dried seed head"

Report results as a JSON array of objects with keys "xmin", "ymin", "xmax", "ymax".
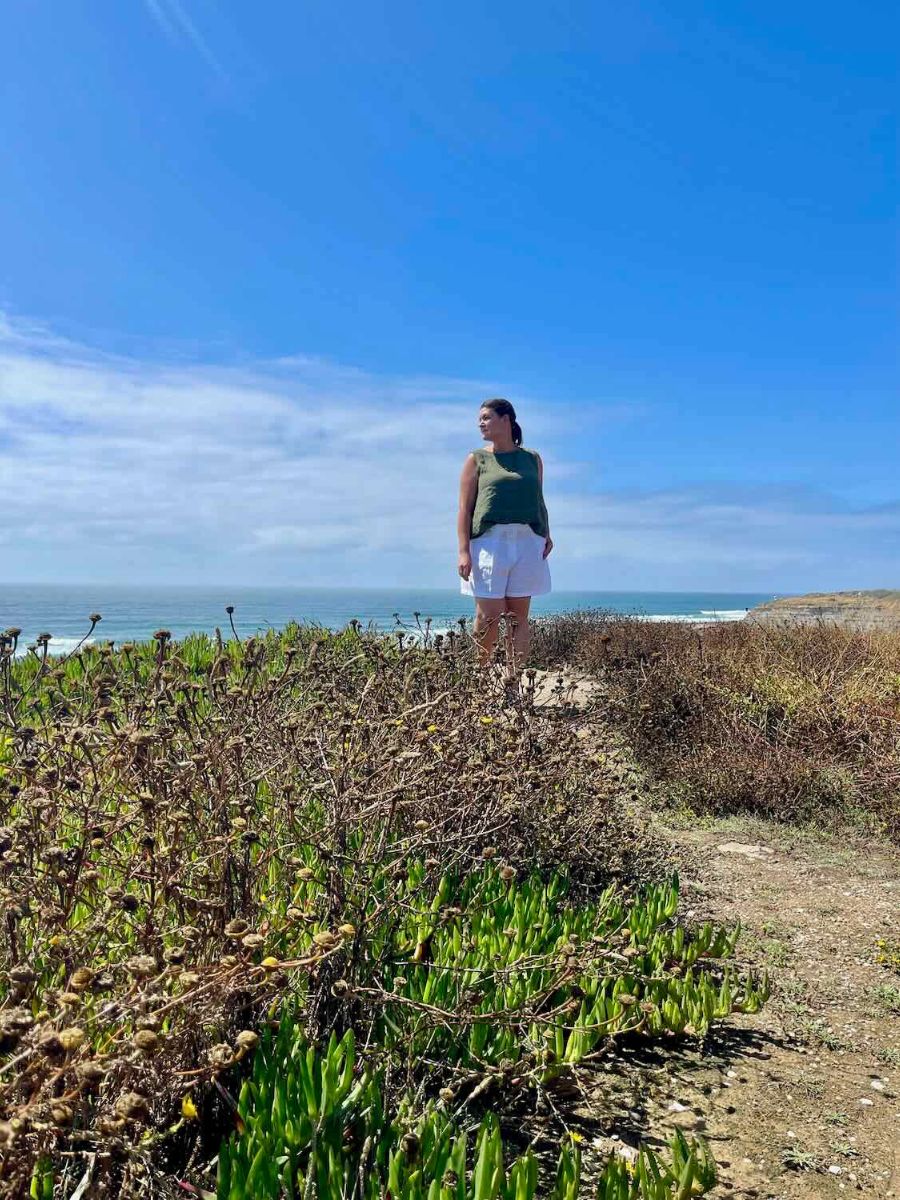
[
  {"xmin": 225, "ymin": 919, "xmax": 249, "ymax": 937},
  {"xmin": 133, "ymin": 1030, "xmax": 160, "ymax": 1054},
  {"xmin": 241, "ymin": 933, "xmax": 265, "ymax": 950},
  {"xmin": 234, "ymin": 1030, "xmax": 259, "ymax": 1052},
  {"xmin": 9, "ymin": 966, "xmax": 36, "ymax": 987},
  {"xmin": 124, "ymin": 955, "xmax": 157, "ymax": 978},
  {"xmin": 297, "ymin": 867, "xmax": 315, "ymax": 881},
  {"xmin": 481, "ymin": 846, "xmax": 497, "ymax": 859},
  {"xmin": 414, "ymin": 819, "xmax": 430, "ymax": 831},
  {"xmin": 337, "ymin": 923, "xmax": 356, "ymax": 938},
  {"xmin": 400, "ymin": 1133, "xmax": 420, "ymax": 1160},
  {"xmin": 115, "ymin": 1091, "xmax": 150, "ymax": 1121},
  {"xmin": 313, "ymin": 931, "xmax": 337, "ymax": 949},
  {"xmin": 50, "ymin": 1102, "xmax": 74, "ymax": 1126},
  {"xmin": 208, "ymin": 1043, "xmax": 233, "ymax": 1069},
  {"xmin": 97, "ymin": 1115, "xmax": 126, "ymax": 1135},
  {"xmin": 330, "ymin": 978, "xmax": 351, "ymax": 998},
  {"xmin": 0, "ymin": 1008, "xmax": 34, "ymax": 1052},
  {"xmin": 0, "ymin": 1119, "xmax": 22, "ymax": 1147},
  {"xmin": 499, "ymin": 865, "xmax": 516, "ymax": 882},
  {"xmin": 76, "ymin": 1061, "xmax": 107, "ymax": 1087},
  {"xmin": 59, "ymin": 992, "xmax": 82, "ymax": 1007},
  {"xmin": 58, "ymin": 1026, "xmax": 86, "ymax": 1051}
]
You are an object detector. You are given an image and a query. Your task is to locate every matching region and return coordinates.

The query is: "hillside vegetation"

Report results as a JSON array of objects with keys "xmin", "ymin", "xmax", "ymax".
[
  {"xmin": 2, "ymin": 608, "xmax": 897, "ymax": 1197},
  {"xmin": 532, "ymin": 612, "xmax": 900, "ymax": 841},
  {"xmin": 0, "ymin": 619, "xmax": 766, "ymax": 1200}
]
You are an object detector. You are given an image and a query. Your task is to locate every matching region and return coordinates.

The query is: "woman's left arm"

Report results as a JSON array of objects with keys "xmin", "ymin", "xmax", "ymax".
[{"xmin": 535, "ymin": 453, "xmax": 553, "ymax": 559}]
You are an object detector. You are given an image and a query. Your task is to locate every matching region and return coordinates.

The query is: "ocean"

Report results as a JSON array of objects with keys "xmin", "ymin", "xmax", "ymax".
[{"xmin": 0, "ymin": 585, "xmax": 773, "ymax": 656}]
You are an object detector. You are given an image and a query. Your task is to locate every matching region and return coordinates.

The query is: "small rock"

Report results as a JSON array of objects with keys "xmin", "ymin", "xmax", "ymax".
[
  {"xmin": 829, "ymin": 1165, "xmax": 842, "ymax": 1175},
  {"xmin": 858, "ymin": 1097, "xmax": 874, "ymax": 1106},
  {"xmin": 717, "ymin": 842, "xmax": 773, "ymax": 858},
  {"xmin": 614, "ymin": 1144, "xmax": 639, "ymax": 1164},
  {"xmin": 870, "ymin": 1079, "xmax": 885, "ymax": 1091}
]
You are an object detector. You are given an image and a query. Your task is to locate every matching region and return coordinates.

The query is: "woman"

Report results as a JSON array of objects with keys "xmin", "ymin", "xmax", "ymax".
[{"xmin": 457, "ymin": 398, "xmax": 553, "ymax": 689}]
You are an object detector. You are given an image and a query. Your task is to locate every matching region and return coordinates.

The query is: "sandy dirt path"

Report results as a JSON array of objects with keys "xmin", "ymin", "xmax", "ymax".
[{"xmin": 526, "ymin": 669, "xmax": 900, "ymax": 1199}]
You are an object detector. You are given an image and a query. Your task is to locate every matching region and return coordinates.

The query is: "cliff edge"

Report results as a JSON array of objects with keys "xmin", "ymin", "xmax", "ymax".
[{"xmin": 749, "ymin": 589, "xmax": 900, "ymax": 631}]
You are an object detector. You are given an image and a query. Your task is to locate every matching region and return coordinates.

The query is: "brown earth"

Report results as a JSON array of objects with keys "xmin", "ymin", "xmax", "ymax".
[
  {"xmin": 526, "ymin": 671, "xmax": 900, "ymax": 1199},
  {"xmin": 748, "ymin": 590, "xmax": 900, "ymax": 631}
]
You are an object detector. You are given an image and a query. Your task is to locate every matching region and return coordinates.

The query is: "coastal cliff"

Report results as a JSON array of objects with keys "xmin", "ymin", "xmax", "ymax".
[{"xmin": 749, "ymin": 589, "xmax": 900, "ymax": 630}]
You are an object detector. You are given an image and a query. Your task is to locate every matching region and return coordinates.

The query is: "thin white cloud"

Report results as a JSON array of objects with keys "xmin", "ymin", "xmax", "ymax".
[
  {"xmin": 143, "ymin": 0, "xmax": 228, "ymax": 80},
  {"xmin": 0, "ymin": 313, "xmax": 897, "ymax": 590}
]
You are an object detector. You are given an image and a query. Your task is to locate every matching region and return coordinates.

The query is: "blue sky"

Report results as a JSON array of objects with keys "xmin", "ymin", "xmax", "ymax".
[{"xmin": 0, "ymin": 0, "xmax": 896, "ymax": 590}]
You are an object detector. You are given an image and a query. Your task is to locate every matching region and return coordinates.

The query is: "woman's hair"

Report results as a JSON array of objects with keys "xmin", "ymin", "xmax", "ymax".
[{"xmin": 481, "ymin": 397, "xmax": 523, "ymax": 446}]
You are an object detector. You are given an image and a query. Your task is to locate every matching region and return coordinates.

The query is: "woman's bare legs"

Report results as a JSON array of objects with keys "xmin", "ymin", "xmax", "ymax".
[
  {"xmin": 501, "ymin": 596, "xmax": 532, "ymax": 684},
  {"xmin": 472, "ymin": 598, "xmax": 508, "ymax": 667}
]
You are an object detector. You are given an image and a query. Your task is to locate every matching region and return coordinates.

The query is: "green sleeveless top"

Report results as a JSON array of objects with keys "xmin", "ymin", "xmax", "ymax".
[{"xmin": 470, "ymin": 447, "xmax": 550, "ymax": 540}]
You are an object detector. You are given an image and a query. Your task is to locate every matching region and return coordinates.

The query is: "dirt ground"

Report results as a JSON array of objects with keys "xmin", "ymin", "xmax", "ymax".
[{"xmin": 527, "ymin": 670, "xmax": 900, "ymax": 1199}]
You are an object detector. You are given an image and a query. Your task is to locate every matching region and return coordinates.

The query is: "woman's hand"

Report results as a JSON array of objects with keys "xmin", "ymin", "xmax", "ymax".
[
  {"xmin": 542, "ymin": 535, "xmax": 553, "ymax": 559},
  {"xmin": 458, "ymin": 550, "xmax": 472, "ymax": 580}
]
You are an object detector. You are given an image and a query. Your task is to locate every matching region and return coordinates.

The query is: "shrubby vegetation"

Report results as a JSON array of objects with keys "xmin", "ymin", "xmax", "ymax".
[
  {"xmin": 533, "ymin": 613, "xmax": 900, "ymax": 840},
  {"xmin": 0, "ymin": 616, "xmax": 766, "ymax": 1198}
]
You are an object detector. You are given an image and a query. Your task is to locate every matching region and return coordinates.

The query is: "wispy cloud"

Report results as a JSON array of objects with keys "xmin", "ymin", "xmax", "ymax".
[
  {"xmin": 0, "ymin": 313, "xmax": 897, "ymax": 590},
  {"xmin": 143, "ymin": 0, "xmax": 228, "ymax": 80}
]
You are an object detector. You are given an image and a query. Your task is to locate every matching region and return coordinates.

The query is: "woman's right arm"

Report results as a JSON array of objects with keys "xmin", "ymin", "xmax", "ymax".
[{"xmin": 457, "ymin": 454, "xmax": 478, "ymax": 580}]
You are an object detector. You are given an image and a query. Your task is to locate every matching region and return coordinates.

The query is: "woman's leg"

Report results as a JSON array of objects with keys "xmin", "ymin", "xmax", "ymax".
[
  {"xmin": 502, "ymin": 595, "xmax": 532, "ymax": 679},
  {"xmin": 473, "ymin": 598, "xmax": 507, "ymax": 666}
]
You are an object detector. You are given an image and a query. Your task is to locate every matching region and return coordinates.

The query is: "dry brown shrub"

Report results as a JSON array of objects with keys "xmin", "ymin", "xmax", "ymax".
[
  {"xmin": 532, "ymin": 612, "xmax": 900, "ymax": 839},
  {"xmin": 0, "ymin": 619, "xmax": 651, "ymax": 1196}
]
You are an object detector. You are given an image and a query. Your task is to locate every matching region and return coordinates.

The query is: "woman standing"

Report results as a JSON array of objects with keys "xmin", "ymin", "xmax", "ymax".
[{"xmin": 457, "ymin": 398, "xmax": 553, "ymax": 689}]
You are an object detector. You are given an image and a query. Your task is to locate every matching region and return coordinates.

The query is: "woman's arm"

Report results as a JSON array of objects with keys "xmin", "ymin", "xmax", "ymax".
[
  {"xmin": 535, "ymin": 452, "xmax": 553, "ymax": 558},
  {"xmin": 457, "ymin": 454, "xmax": 478, "ymax": 579}
]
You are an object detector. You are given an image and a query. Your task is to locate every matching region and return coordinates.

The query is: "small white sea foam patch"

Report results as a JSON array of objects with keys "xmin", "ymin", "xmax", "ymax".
[
  {"xmin": 643, "ymin": 612, "xmax": 746, "ymax": 624},
  {"xmin": 699, "ymin": 610, "xmax": 749, "ymax": 619},
  {"xmin": 392, "ymin": 625, "xmax": 459, "ymax": 644},
  {"xmin": 14, "ymin": 637, "xmax": 94, "ymax": 659}
]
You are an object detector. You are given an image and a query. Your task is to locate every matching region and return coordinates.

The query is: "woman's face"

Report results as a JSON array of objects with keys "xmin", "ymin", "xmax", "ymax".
[{"xmin": 478, "ymin": 406, "xmax": 509, "ymax": 442}]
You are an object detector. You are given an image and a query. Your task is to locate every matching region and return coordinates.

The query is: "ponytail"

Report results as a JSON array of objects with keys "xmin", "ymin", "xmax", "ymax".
[{"xmin": 482, "ymin": 397, "xmax": 524, "ymax": 446}]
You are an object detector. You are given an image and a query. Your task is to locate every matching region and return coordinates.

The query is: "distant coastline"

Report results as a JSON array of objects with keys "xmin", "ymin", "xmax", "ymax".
[
  {"xmin": 0, "ymin": 585, "xmax": 771, "ymax": 652},
  {"xmin": 748, "ymin": 589, "xmax": 900, "ymax": 631}
]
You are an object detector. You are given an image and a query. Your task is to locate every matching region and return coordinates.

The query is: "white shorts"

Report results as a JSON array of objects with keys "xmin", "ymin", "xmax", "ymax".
[{"xmin": 460, "ymin": 523, "xmax": 552, "ymax": 599}]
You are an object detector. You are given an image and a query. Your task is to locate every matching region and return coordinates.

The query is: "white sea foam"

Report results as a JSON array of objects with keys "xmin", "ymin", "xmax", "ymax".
[
  {"xmin": 642, "ymin": 612, "xmax": 746, "ymax": 624},
  {"xmin": 13, "ymin": 636, "xmax": 93, "ymax": 659}
]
